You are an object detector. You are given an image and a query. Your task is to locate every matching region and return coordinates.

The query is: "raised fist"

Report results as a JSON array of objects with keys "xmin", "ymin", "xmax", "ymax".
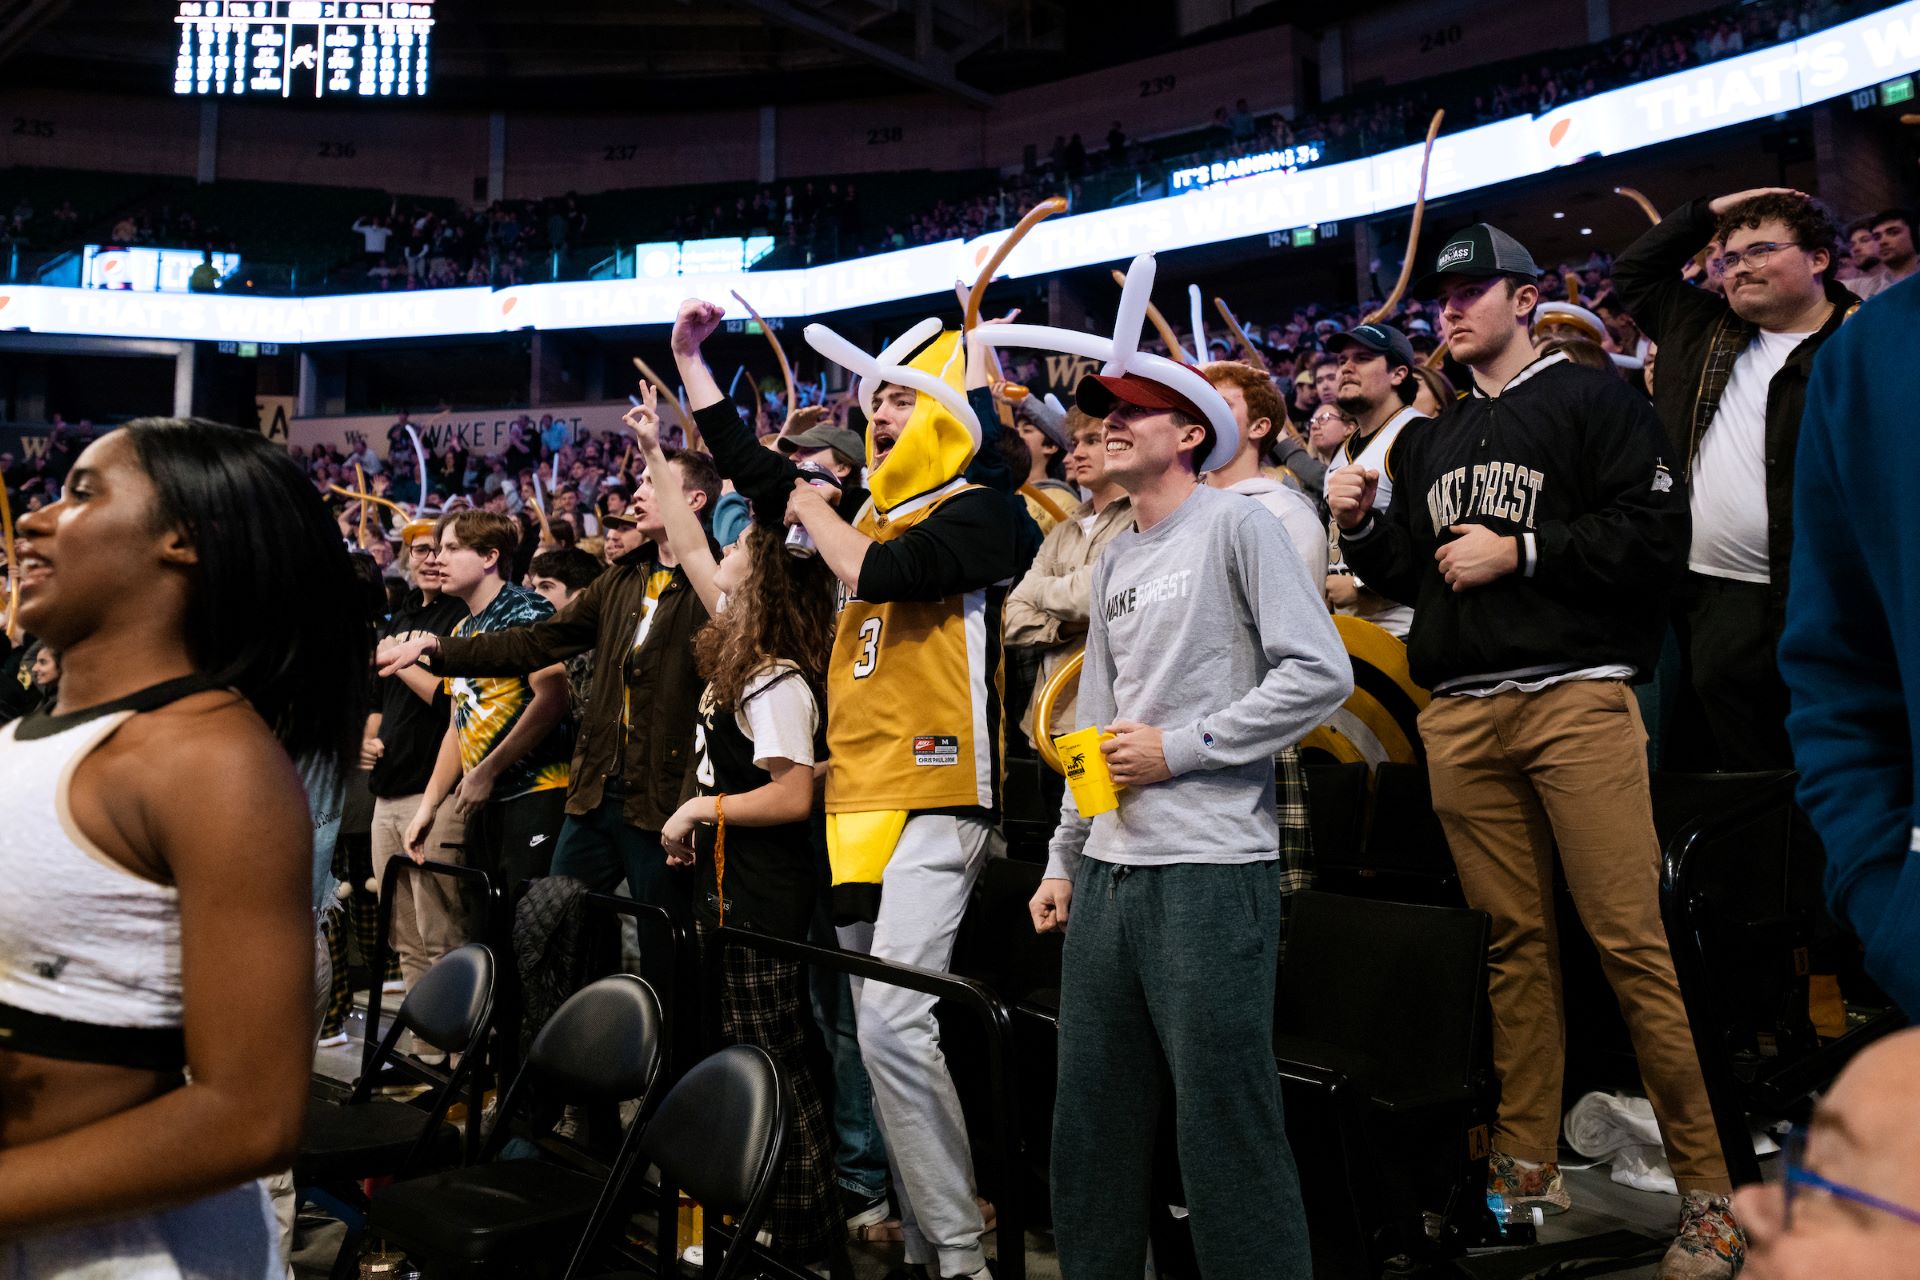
[
  {"xmin": 1327, "ymin": 466, "xmax": 1380, "ymax": 531},
  {"xmin": 670, "ymin": 299, "xmax": 726, "ymax": 357}
]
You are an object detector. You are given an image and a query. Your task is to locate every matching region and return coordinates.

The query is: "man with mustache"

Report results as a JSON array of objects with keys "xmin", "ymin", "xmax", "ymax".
[{"xmin": 1613, "ymin": 188, "xmax": 1854, "ymax": 770}]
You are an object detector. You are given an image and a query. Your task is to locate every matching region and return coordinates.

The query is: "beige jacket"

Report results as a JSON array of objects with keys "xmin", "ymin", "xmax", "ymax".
[{"xmin": 1004, "ymin": 493, "xmax": 1134, "ymax": 746}]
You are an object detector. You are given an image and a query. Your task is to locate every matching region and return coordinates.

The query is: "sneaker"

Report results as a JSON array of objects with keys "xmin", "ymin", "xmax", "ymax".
[
  {"xmin": 841, "ymin": 1187, "xmax": 889, "ymax": 1235},
  {"xmin": 1488, "ymin": 1149, "xmax": 1572, "ymax": 1215},
  {"xmin": 1659, "ymin": 1191, "xmax": 1744, "ymax": 1279},
  {"xmin": 316, "ymin": 1029, "xmax": 350, "ymax": 1048}
]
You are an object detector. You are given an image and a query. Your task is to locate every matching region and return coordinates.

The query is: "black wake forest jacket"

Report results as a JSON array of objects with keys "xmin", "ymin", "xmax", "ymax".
[{"xmin": 1340, "ymin": 351, "xmax": 1689, "ymax": 692}]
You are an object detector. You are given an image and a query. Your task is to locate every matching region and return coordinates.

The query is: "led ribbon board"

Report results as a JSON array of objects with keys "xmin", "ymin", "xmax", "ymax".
[
  {"xmin": 5, "ymin": 0, "xmax": 1913, "ymax": 340},
  {"xmin": 174, "ymin": 0, "xmax": 435, "ymax": 98}
]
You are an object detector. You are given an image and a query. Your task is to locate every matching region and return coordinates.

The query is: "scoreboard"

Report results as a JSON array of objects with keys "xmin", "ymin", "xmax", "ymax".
[{"xmin": 174, "ymin": 1, "xmax": 435, "ymax": 99}]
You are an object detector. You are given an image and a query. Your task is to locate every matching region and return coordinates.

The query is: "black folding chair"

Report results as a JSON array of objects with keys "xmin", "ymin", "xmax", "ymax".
[
  {"xmin": 363, "ymin": 974, "xmax": 664, "ymax": 1275},
  {"xmin": 571, "ymin": 1044, "xmax": 788, "ymax": 1280},
  {"xmin": 1659, "ymin": 771, "xmax": 1908, "ymax": 1186},
  {"xmin": 351, "ymin": 856, "xmax": 499, "ymax": 1130},
  {"xmin": 300, "ymin": 941, "xmax": 497, "ymax": 1279},
  {"xmin": 1271, "ymin": 890, "xmax": 1493, "ymax": 1274}
]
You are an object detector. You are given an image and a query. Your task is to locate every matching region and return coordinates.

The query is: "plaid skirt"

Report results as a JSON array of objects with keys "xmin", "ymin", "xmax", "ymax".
[
  {"xmin": 1276, "ymin": 744, "xmax": 1314, "ymax": 951},
  {"xmin": 692, "ymin": 921, "xmax": 838, "ymax": 1262}
]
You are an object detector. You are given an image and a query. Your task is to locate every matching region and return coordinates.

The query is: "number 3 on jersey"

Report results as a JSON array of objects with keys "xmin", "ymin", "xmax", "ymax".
[{"xmin": 851, "ymin": 617, "xmax": 882, "ymax": 679}]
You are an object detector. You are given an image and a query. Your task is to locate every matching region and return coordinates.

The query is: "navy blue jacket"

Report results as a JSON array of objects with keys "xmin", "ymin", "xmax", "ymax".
[{"xmin": 1779, "ymin": 275, "xmax": 1920, "ymax": 1020}]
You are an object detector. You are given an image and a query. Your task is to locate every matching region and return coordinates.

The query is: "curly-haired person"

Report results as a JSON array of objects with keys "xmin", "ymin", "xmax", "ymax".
[{"xmin": 1613, "ymin": 187, "xmax": 1856, "ymax": 771}]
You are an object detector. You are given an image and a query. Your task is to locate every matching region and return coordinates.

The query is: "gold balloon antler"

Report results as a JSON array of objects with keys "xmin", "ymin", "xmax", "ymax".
[
  {"xmin": 1363, "ymin": 108, "xmax": 1446, "ymax": 326},
  {"xmin": 1111, "ymin": 268, "xmax": 1191, "ymax": 361},
  {"xmin": 1425, "ymin": 341, "xmax": 1450, "ymax": 369},
  {"xmin": 962, "ymin": 198, "xmax": 1066, "ymax": 423},
  {"xmin": 1615, "ymin": 186, "xmax": 1661, "ymax": 227},
  {"xmin": 1213, "ymin": 297, "xmax": 1270, "ymax": 373},
  {"xmin": 729, "ymin": 290, "xmax": 795, "ymax": 422},
  {"xmin": 1563, "ymin": 271, "xmax": 1584, "ymax": 306},
  {"xmin": 965, "ymin": 196, "xmax": 1068, "ymax": 332},
  {"xmin": 327, "ymin": 483, "xmax": 414, "ymax": 523},
  {"xmin": 0, "ymin": 480, "xmax": 18, "ymax": 645},
  {"xmin": 353, "ymin": 464, "xmax": 372, "ymax": 543}
]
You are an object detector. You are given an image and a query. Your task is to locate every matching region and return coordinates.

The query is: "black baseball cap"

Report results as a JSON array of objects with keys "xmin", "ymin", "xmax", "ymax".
[
  {"xmin": 1414, "ymin": 223, "xmax": 1541, "ymax": 298},
  {"xmin": 1325, "ymin": 322, "xmax": 1416, "ymax": 369}
]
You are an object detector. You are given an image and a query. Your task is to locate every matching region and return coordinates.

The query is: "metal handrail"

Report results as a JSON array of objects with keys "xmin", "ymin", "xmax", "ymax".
[
  {"xmin": 583, "ymin": 892, "xmax": 686, "ymax": 1085},
  {"xmin": 711, "ymin": 925, "xmax": 1026, "ymax": 1280}
]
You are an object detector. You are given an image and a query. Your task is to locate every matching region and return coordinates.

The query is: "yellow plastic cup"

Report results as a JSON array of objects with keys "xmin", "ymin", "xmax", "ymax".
[{"xmin": 1054, "ymin": 726, "xmax": 1124, "ymax": 818}]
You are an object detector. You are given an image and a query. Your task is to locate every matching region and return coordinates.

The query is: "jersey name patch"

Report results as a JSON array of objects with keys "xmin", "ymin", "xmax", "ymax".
[{"xmin": 913, "ymin": 735, "xmax": 960, "ymax": 766}]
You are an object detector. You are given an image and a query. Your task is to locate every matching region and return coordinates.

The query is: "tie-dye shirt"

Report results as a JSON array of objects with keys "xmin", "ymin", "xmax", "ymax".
[{"xmin": 444, "ymin": 582, "xmax": 572, "ymax": 801}]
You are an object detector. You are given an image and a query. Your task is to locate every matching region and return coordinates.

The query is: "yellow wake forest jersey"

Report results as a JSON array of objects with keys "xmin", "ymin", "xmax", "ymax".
[{"xmin": 826, "ymin": 481, "xmax": 1004, "ymax": 813}]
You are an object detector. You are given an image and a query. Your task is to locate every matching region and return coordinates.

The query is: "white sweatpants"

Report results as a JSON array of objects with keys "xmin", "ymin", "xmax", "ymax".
[{"xmin": 836, "ymin": 813, "xmax": 997, "ymax": 1278}]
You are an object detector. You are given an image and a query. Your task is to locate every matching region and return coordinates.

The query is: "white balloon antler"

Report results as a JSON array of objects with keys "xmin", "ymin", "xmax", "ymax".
[
  {"xmin": 973, "ymin": 253, "xmax": 1240, "ymax": 474},
  {"xmin": 802, "ymin": 316, "xmax": 981, "ymax": 446}
]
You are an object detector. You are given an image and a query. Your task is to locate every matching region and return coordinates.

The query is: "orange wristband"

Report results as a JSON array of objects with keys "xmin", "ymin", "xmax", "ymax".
[{"xmin": 712, "ymin": 793, "xmax": 728, "ymax": 928}]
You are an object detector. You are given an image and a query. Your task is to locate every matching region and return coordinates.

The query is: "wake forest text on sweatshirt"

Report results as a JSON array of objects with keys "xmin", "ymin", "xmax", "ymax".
[{"xmin": 1046, "ymin": 484, "xmax": 1351, "ymax": 882}]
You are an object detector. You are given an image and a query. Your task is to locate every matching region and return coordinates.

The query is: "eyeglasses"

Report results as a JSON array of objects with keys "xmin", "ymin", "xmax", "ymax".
[
  {"xmin": 407, "ymin": 544, "xmax": 436, "ymax": 558},
  {"xmin": 1783, "ymin": 1125, "xmax": 1920, "ymax": 1231},
  {"xmin": 1714, "ymin": 241, "xmax": 1802, "ymax": 274}
]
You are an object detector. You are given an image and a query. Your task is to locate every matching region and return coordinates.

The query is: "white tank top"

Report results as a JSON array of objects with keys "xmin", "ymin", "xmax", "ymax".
[{"xmin": 0, "ymin": 711, "xmax": 183, "ymax": 1029}]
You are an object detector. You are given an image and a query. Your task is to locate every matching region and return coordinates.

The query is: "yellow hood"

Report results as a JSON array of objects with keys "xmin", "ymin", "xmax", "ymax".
[{"xmin": 803, "ymin": 317, "xmax": 983, "ymax": 515}]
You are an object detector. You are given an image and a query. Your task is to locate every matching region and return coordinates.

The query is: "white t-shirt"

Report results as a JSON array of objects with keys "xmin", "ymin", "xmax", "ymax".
[
  {"xmin": 355, "ymin": 220, "xmax": 391, "ymax": 253},
  {"xmin": 736, "ymin": 665, "xmax": 821, "ymax": 770},
  {"xmin": 1690, "ymin": 328, "xmax": 1810, "ymax": 583}
]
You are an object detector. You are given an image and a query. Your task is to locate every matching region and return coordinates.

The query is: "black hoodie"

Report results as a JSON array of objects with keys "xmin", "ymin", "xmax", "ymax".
[{"xmin": 1339, "ymin": 350, "xmax": 1688, "ymax": 693}]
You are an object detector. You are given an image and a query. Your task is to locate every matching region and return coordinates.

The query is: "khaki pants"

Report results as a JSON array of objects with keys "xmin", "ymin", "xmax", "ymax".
[
  {"xmin": 1420, "ymin": 679, "xmax": 1730, "ymax": 1193},
  {"xmin": 370, "ymin": 794, "xmax": 470, "ymax": 992}
]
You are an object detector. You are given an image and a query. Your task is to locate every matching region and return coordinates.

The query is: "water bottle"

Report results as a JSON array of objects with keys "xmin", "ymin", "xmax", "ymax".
[{"xmin": 1486, "ymin": 1192, "xmax": 1543, "ymax": 1240}]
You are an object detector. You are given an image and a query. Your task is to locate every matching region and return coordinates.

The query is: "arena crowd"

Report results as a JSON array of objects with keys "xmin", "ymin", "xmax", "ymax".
[{"xmin": 3, "ymin": 152, "xmax": 1920, "ymax": 1280}]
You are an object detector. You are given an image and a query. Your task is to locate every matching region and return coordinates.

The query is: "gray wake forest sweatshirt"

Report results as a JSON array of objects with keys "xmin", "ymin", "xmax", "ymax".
[{"xmin": 1046, "ymin": 484, "xmax": 1352, "ymax": 881}]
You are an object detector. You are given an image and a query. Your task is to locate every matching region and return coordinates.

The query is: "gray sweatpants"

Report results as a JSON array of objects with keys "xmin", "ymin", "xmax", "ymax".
[
  {"xmin": 836, "ymin": 813, "xmax": 996, "ymax": 1278},
  {"xmin": 1052, "ymin": 857, "xmax": 1311, "ymax": 1280}
]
